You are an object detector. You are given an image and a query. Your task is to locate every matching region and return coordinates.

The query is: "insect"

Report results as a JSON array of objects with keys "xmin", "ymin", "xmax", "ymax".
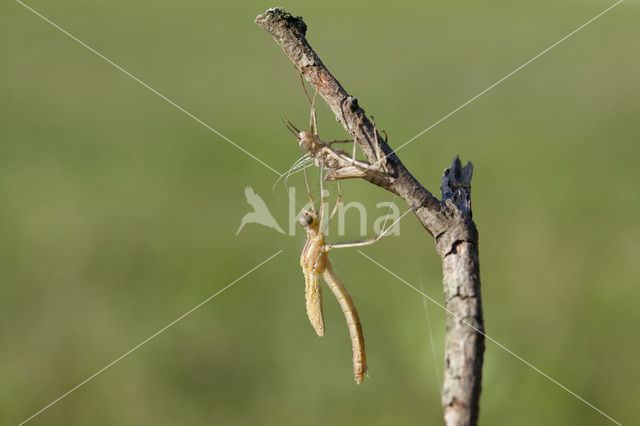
[
  {"xmin": 278, "ymin": 87, "xmax": 390, "ymax": 189},
  {"xmin": 298, "ymin": 169, "xmax": 359, "ymax": 383},
  {"xmin": 297, "ymin": 151, "xmax": 400, "ymax": 385},
  {"xmin": 281, "ymin": 82, "xmax": 402, "ymax": 383}
]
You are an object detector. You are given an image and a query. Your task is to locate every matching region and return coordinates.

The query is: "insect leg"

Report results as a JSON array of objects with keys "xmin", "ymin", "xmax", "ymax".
[
  {"xmin": 329, "ymin": 181, "xmax": 342, "ymax": 222},
  {"xmin": 303, "ymin": 160, "xmax": 315, "ymax": 212},
  {"xmin": 326, "ymin": 139, "xmax": 354, "ymax": 147},
  {"xmin": 318, "ymin": 160, "xmax": 327, "ymax": 231},
  {"xmin": 299, "ymin": 72, "xmax": 313, "ymax": 105},
  {"xmin": 310, "ymin": 89, "xmax": 319, "ymax": 136},
  {"xmin": 370, "ymin": 115, "xmax": 386, "ymax": 168},
  {"xmin": 325, "ymin": 208, "xmax": 411, "ymax": 250}
]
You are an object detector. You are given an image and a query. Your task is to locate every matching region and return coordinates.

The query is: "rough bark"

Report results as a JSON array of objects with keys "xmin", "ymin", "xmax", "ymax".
[{"xmin": 256, "ymin": 8, "xmax": 484, "ymax": 425}]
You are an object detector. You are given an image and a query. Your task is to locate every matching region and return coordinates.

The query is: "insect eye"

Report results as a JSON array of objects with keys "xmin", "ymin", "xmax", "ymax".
[{"xmin": 298, "ymin": 212, "xmax": 314, "ymax": 227}]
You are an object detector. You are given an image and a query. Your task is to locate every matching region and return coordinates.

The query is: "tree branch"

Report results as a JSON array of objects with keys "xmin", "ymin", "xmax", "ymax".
[{"xmin": 256, "ymin": 8, "xmax": 485, "ymax": 425}]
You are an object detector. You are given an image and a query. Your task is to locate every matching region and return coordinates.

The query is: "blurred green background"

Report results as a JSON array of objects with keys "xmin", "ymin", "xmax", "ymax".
[{"xmin": 1, "ymin": 0, "xmax": 638, "ymax": 424}]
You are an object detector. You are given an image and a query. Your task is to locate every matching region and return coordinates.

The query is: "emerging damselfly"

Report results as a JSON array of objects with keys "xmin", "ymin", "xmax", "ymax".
[{"xmin": 287, "ymin": 87, "xmax": 401, "ymax": 384}]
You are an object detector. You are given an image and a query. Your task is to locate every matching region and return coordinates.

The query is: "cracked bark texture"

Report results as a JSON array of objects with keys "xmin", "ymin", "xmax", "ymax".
[{"xmin": 256, "ymin": 8, "xmax": 484, "ymax": 426}]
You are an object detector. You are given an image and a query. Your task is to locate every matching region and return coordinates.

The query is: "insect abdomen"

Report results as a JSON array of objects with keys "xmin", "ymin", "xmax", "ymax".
[{"xmin": 322, "ymin": 262, "xmax": 368, "ymax": 384}]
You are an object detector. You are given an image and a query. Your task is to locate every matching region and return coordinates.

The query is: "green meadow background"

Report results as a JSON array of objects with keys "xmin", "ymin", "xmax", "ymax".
[{"xmin": 2, "ymin": 1, "xmax": 638, "ymax": 424}]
